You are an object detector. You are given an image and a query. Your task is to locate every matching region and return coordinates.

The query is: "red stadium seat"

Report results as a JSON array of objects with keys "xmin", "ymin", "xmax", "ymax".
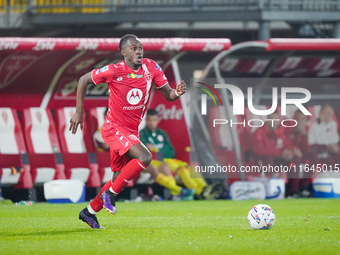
[
  {"xmin": 208, "ymin": 106, "xmax": 243, "ymax": 179},
  {"xmin": 0, "ymin": 107, "xmax": 27, "ymax": 154},
  {"xmin": 95, "ymin": 151, "xmax": 112, "ymax": 184},
  {"xmin": 56, "ymin": 107, "xmax": 94, "ymax": 153},
  {"xmin": 22, "ymin": 107, "xmax": 66, "ymax": 183},
  {"xmin": 0, "ymin": 107, "xmax": 33, "ymax": 189},
  {"xmin": 90, "ymin": 108, "xmax": 134, "ymax": 187},
  {"xmin": 22, "ymin": 108, "xmax": 61, "ymax": 153},
  {"xmin": 338, "ymin": 107, "xmax": 340, "ymax": 132},
  {"xmin": 0, "ymin": 154, "xmax": 32, "ymax": 189},
  {"xmin": 280, "ymin": 105, "xmax": 298, "ymax": 119},
  {"xmin": 244, "ymin": 105, "xmax": 269, "ymax": 135},
  {"xmin": 89, "ymin": 108, "xmax": 113, "ymax": 184},
  {"xmin": 55, "ymin": 107, "xmax": 100, "ymax": 188},
  {"xmin": 88, "ymin": 107, "xmax": 107, "ymax": 139},
  {"xmin": 61, "ymin": 153, "xmax": 100, "ymax": 187},
  {"xmin": 244, "ymin": 105, "xmax": 274, "ymax": 157}
]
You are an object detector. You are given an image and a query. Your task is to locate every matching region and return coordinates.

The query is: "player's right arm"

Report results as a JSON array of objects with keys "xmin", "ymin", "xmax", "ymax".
[{"xmin": 69, "ymin": 71, "xmax": 93, "ymax": 134}]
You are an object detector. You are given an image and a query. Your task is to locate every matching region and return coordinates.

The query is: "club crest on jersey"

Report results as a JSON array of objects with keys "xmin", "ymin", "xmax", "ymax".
[
  {"xmin": 157, "ymin": 135, "xmax": 164, "ymax": 142},
  {"xmin": 145, "ymin": 73, "xmax": 151, "ymax": 81},
  {"xmin": 100, "ymin": 66, "xmax": 109, "ymax": 73},
  {"xmin": 127, "ymin": 73, "xmax": 143, "ymax": 79},
  {"xmin": 127, "ymin": 88, "xmax": 143, "ymax": 105}
]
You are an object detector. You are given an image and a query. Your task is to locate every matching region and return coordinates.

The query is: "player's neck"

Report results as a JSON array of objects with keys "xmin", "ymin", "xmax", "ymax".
[{"xmin": 125, "ymin": 60, "xmax": 142, "ymax": 71}]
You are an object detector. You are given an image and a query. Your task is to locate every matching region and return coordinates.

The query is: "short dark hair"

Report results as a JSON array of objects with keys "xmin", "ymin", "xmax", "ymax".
[
  {"xmin": 146, "ymin": 109, "xmax": 158, "ymax": 116},
  {"xmin": 119, "ymin": 34, "xmax": 138, "ymax": 51}
]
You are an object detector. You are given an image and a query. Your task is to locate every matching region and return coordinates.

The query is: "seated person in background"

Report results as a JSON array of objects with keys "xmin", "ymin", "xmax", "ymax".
[
  {"xmin": 139, "ymin": 109, "xmax": 218, "ymax": 200},
  {"xmin": 308, "ymin": 104, "xmax": 340, "ymax": 166},
  {"xmin": 93, "ymin": 108, "xmax": 110, "ymax": 152},
  {"xmin": 285, "ymin": 109, "xmax": 312, "ymax": 197},
  {"xmin": 252, "ymin": 111, "xmax": 302, "ymax": 197}
]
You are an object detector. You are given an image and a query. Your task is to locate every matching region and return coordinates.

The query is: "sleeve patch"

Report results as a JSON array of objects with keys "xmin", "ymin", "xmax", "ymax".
[{"xmin": 100, "ymin": 66, "xmax": 109, "ymax": 73}]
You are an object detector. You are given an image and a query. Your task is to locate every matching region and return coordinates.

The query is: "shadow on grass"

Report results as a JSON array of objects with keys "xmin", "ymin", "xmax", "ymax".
[{"xmin": 1, "ymin": 228, "xmax": 97, "ymax": 238}]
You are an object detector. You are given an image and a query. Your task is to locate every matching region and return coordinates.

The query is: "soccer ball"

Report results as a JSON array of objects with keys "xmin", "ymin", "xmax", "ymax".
[{"xmin": 247, "ymin": 204, "xmax": 275, "ymax": 230}]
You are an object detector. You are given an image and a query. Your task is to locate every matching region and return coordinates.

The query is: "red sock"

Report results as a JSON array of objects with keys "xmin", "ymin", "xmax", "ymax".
[
  {"xmin": 90, "ymin": 179, "xmax": 112, "ymax": 212},
  {"xmin": 111, "ymin": 159, "xmax": 146, "ymax": 194}
]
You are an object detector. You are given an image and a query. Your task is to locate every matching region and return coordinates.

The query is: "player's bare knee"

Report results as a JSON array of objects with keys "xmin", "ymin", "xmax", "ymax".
[{"xmin": 139, "ymin": 151, "xmax": 152, "ymax": 166}]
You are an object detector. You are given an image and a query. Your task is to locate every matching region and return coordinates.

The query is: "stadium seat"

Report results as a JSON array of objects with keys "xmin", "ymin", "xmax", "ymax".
[
  {"xmin": 208, "ymin": 106, "xmax": 243, "ymax": 180},
  {"xmin": 56, "ymin": 107, "xmax": 100, "ymax": 188},
  {"xmin": 0, "ymin": 107, "xmax": 27, "ymax": 154},
  {"xmin": 89, "ymin": 108, "xmax": 113, "ymax": 184},
  {"xmin": 209, "ymin": 106, "xmax": 248, "ymax": 150},
  {"xmin": 244, "ymin": 105, "xmax": 271, "ymax": 161},
  {"xmin": 0, "ymin": 154, "xmax": 32, "ymax": 189},
  {"xmin": 238, "ymin": 106, "xmax": 273, "ymax": 180},
  {"xmin": 90, "ymin": 108, "xmax": 135, "ymax": 187},
  {"xmin": 22, "ymin": 107, "xmax": 66, "ymax": 184},
  {"xmin": 280, "ymin": 105, "xmax": 298, "ymax": 119},
  {"xmin": 56, "ymin": 107, "xmax": 94, "ymax": 153},
  {"xmin": 88, "ymin": 106, "xmax": 107, "ymax": 147},
  {"xmin": 0, "ymin": 107, "xmax": 33, "ymax": 189},
  {"xmin": 244, "ymin": 105, "xmax": 269, "ymax": 135},
  {"xmin": 22, "ymin": 108, "xmax": 61, "ymax": 154},
  {"xmin": 95, "ymin": 151, "xmax": 112, "ymax": 184}
]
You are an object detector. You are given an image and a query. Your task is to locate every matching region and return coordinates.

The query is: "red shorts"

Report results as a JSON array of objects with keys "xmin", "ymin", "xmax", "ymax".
[{"xmin": 101, "ymin": 120, "xmax": 141, "ymax": 171}]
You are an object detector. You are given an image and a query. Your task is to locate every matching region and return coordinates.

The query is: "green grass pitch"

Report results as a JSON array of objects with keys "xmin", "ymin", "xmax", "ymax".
[{"xmin": 1, "ymin": 199, "xmax": 339, "ymax": 255}]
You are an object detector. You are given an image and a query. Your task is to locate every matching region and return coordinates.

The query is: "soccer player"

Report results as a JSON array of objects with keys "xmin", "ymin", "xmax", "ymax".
[
  {"xmin": 92, "ymin": 108, "xmax": 194, "ymax": 201},
  {"xmin": 69, "ymin": 34, "xmax": 186, "ymax": 229}
]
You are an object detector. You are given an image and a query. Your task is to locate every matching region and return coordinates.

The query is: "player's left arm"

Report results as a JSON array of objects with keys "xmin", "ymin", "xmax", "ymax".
[{"xmin": 159, "ymin": 81, "xmax": 186, "ymax": 101}]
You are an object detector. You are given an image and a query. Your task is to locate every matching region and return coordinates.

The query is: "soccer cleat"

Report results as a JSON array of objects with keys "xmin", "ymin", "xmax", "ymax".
[
  {"xmin": 287, "ymin": 193, "xmax": 300, "ymax": 199},
  {"xmin": 172, "ymin": 188, "xmax": 195, "ymax": 201},
  {"xmin": 102, "ymin": 190, "xmax": 117, "ymax": 215},
  {"xmin": 300, "ymin": 189, "xmax": 312, "ymax": 198},
  {"xmin": 79, "ymin": 208, "xmax": 104, "ymax": 229},
  {"xmin": 200, "ymin": 183, "xmax": 222, "ymax": 200}
]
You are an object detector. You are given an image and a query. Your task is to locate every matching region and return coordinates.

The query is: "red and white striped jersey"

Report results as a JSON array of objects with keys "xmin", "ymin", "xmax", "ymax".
[{"xmin": 91, "ymin": 58, "xmax": 168, "ymax": 134}]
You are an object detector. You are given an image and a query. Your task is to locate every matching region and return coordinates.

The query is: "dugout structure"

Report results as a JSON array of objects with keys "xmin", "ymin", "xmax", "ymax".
[
  {"xmin": 0, "ymin": 37, "xmax": 230, "ymax": 201},
  {"xmin": 192, "ymin": 38, "xmax": 340, "ymax": 182}
]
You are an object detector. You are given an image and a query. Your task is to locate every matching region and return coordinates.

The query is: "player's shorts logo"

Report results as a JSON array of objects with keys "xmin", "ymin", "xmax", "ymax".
[
  {"xmin": 127, "ymin": 88, "xmax": 143, "ymax": 105},
  {"xmin": 129, "ymin": 134, "xmax": 139, "ymax": 141}
]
